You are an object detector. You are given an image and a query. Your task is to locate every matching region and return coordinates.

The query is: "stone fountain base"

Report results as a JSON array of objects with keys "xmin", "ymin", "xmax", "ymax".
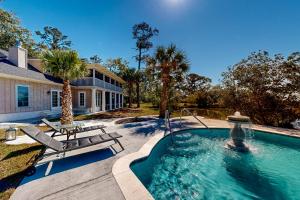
[
  {"xmin": 225, "ymin": 115, "xmax": 251, "ymax": 153},
  {"xmin": 225, "ymin": 140, "xmax": 250, "ymax": 153}
]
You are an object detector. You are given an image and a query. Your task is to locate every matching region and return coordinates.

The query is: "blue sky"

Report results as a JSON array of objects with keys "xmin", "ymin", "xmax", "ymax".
[{"xmin": 2, "ymin": 0, "xmax": 300, "ymax": 83}]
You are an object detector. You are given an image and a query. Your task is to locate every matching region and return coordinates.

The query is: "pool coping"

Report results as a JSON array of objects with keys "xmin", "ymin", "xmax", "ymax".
[
  {"xmin": 112, "ymin": 131, "xmax": 165, "ymax": 200},
  {"xmin": 112, "ymin": 122, "xmax": 300, "ymax": 200}
]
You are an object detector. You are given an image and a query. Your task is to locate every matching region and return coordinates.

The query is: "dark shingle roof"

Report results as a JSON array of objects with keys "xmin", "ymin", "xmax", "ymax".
[
  {"xmin": 0, "ymin": 49, "xmax": 8, "ymax": 58},
  {"xmin": 0, "ymin": 58, "xmax": 63, "ymax": 84}
]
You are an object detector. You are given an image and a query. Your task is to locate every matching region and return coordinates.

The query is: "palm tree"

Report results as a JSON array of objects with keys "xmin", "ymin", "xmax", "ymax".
[
  {"xmin": 147, "ymin": 44, "xmax": 189, "ymax": 118},
  {"xmin": 121, "ymin": 67, "xmax": 137, "ymax": 108},
  {"xmin": 42, "ymin": 50, "xmax": 88, "ymax": 124}
]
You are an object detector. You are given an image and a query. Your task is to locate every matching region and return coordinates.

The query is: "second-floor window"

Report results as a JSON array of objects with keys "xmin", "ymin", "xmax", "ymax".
[
  {"xmin": 88, "ymin": 69, "xmax": 93, "ymax": 77},
  {"xmin": 111, "ymin": 79, "xmax": 115, "ymax": 85},
  {"xmin": 105, "ymin": 76, "xmax": 110, "ymax": 83},
  {"xmin": 95, "ymin": 71, "xmax": 103, "ymax": 80}
]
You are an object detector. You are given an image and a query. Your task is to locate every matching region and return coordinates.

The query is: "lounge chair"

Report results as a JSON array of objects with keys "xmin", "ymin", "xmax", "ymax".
[
  {"xmin": 22, "ymin": 126, "xmax": 124, "ymax": 155},
  {"xmin": 41, "ymin": 118, "xmax": 107, "ymax": 140},
  {"xmin": 21, "ymin": 126, "xmax": 124, "ymax": 176}
]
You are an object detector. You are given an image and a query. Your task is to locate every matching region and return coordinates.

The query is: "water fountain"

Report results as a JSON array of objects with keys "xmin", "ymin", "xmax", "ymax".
[{"xmin": 226, "ymin": 111, "xmax": 252, "ymax": 152}]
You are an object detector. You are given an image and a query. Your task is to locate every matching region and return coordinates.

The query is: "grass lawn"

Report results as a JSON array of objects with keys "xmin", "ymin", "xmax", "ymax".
[
  {"xmin": 74, "ymin": 103, "xmax": 164, "ymax": 121},
  {"xmin": 0, "ymin": 127, "xmax": 48, "ymax": 200},
  {"xmin": 73, "ymin": 103, "xmax": 231, "ymax": 121}
]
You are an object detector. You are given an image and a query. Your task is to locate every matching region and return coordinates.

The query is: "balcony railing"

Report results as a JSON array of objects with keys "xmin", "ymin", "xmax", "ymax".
[
  {"xmin": 72, "ymin": 77, "xmax": 122, "ymax": 92},
  {"xmin": 71, "ymin": 77, "xmax": 93, "ymax": 86}
]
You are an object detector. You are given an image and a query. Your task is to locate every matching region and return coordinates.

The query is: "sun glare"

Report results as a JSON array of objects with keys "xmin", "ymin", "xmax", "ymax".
[{"xmin": 165, "ymin": 0, "xmax": 185, "ymax": 6}]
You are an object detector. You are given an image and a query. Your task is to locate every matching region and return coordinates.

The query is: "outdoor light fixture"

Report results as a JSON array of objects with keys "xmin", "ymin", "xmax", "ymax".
[
  {"xmin": 47, "ymin": 91, "xmax": 51, "ymax": 95},
  {"xmin": 6, "ymin": 127, "xmax": 17, "ymax": 141}
]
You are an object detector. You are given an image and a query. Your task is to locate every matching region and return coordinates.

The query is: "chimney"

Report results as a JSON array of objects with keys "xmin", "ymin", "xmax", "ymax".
[{"xmin": 8, "ymin": 41, "xmax": 28, "ymax": 69}]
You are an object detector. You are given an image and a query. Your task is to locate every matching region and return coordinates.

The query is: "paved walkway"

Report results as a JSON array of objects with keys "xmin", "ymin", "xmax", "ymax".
[
  {"xmin": 11, "ymin": 117, "xmax": 169, "ymax": 200},
  {"xmin": 10, "ymin": 117, "xmax": 300, "ymax": 200}
]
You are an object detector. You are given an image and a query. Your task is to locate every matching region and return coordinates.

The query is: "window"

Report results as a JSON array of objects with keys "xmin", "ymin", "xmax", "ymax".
[
  {"xmin": 105, "ymin": 76, "xmax": 110, "ymax": 83},
  {"xmin": 51, "ymin": 90, "xmax": 62, "ymax": 108},
  {"xmin": 17, "ymin": 85, "xmax": 29, "ymax": 107},
  {"xmin": 105, "ymin": 92, "xmax": 110, "ymax": 110},
  {"xmin": 87, "ymin": 69, "xmax": 93, "ymax": 77},
  {"xmin": 111, "ymin": 79, "xmax": 115, "ymax": 85},
  {"xmin": 120, "ymin": 94, "xmax": 123, "ymax": 106},
  {"xmin": 52, "ymin": 91, "xmax": 58, "ymax": 107},
  {"xmin": 59, "ymin": 91, "xmax": 62, "ymax": 106},
  {"xmin": 79, "ymin": 92, "xmax": 85, "ymax": 107},
  {"xmin": 116, "ymin": 82, "xmax": 119, "ymax": 87},
  {"xmin": 96, "ymin": 91, "xmax": 102, "ymax": 107},
  {"xmin": 95, "ymin": 71, "xmax": 103, "ymax": 80},
  {"xmin": 116, "ymin": 93, "xmax": 119, "ymax": 108}
]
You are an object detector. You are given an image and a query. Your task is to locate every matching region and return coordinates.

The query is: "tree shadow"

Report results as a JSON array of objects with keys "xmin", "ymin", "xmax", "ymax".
[
  {"xmin": 122, "ymin": 118, "xmax": 200, "ymax": 137},
  {"xmin": 0, "ymin": 167, "xmax": 27, "ymax": 193},
  {"xmin": 1, "ymin": 145, "xmax": 43, "ymax": 161}
]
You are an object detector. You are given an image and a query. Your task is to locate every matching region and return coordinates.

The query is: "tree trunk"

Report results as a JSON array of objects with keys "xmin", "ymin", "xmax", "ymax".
[
  {"xmin": 159, "ymin": 72, "xmax": 170, "ymax": 118},
  {"xmin": 136, "ymin": 81, "xmax": 140, "ymax": 108},
  {"xmin": 136, "ymin": 48, "xmax": 142, "ymax": 108},
  {"xmin": 61, "ymin": 80, "xmax": 73, "ymax": 125}
]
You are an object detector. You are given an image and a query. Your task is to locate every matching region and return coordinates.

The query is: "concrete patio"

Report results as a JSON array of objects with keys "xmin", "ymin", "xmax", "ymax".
[{"xmin": 10, "ymin": 116, "xmax": 300, "ymax": 200}]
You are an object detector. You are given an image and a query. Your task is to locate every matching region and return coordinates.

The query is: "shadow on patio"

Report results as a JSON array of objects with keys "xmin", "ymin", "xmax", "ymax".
[{"xmin": 19, "ymin": 148, "xmax": 114, "ymax": 185}]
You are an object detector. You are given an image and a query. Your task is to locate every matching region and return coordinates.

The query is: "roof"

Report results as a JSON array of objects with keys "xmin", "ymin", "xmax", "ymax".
[
  {"xmin": 0, "ymin": 49, "xmax": 8, "ymax": 59},
  {"xmin": 0, "ymin": 49, "xmax": 125, "ymax": 85},
  {"xmin": 87, "ymin": 63, "xmax": 126, "ymax": 84},
  {"xmin": 0, "ymin": 50, "xmax": 63, "ymax": 84}
]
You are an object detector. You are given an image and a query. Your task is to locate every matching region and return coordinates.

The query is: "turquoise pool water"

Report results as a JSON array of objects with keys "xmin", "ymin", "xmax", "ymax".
[{"xmin": 130, "ymin": 128, "xmax": 300, "ymax": 200}]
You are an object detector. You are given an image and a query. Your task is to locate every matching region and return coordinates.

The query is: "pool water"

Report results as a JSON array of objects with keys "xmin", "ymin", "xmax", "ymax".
[{"xmin": 130, "ymin": 129, "xmax": 300, "ymax": 200}]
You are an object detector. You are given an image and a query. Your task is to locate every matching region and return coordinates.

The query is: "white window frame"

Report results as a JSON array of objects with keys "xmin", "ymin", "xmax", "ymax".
[
  {"xmin": 78, "ymin": 91, "xmax": 86, "ymax": 107},
  {"xmin": 50, "ymin": 89, "xmax": 62, "ymax": 110},
  {"xmin": 16, "ymin": 84, "xmax": 29, "ymax": 108}
]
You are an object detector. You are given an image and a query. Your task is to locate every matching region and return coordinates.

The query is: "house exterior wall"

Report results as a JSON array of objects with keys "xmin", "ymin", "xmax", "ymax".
[
  {"xmin": 72, "ymin": 88, "xmax": 92, "ymax": 113},
  {"xmin": 0, "ymin": 77, "xmax": 62, "ymax": 114}
]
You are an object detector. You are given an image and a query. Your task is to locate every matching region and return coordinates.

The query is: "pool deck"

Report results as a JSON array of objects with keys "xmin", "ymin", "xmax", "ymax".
[{"xmin": 10, "ymin": 116, "xmax": 300, "ymax": 200}]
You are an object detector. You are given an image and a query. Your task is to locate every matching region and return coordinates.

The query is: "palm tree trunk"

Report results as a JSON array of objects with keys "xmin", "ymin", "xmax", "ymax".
[
  {"xmin": 159, "ymin": 73, "xmax": 170, "ymax": 118},
  {"xmin": 61, "ymin": 80, "xmax": 73, "ymax": 125}
]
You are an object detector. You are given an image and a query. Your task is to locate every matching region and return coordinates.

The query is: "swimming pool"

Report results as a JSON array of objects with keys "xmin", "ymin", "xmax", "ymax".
[{"xmin": 130, "ymin": 128, "xmax": 300, "ymax": 200}]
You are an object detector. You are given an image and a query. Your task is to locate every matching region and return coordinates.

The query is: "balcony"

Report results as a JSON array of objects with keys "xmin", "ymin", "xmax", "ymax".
[
  {"xmin": 71, "ymin": 77, "xmax": 93, "ymax": 86},
  {"xmin": 72, "ymin": 77, "xmax": 123, "ymax": 93}
]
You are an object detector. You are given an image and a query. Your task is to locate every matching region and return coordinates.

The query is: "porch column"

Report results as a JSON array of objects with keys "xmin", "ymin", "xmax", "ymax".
[
  {"xmin": 115, "ymin": 93, "xmax": 117, "ymax": 109},
  {"xmin": 102, "ymin": 90, "xmax": 106, "ymax": 111},
  {"xmin": 92, "ymin": 68, "xmax": 95, "ymax": 86},
  {"xmin": 91, "ymin": 88, "xmax": 96, "ymax": 113},
  {"xmin": 122, "ymin": 94, "xmax": 124, "ymax": 108},
  {"xmin": 109, "ymin": 92, "xmax": 112, "ymax": 110},
  {"xmin": 119, "ymin": 93, "xmax": 122, "ymax": 108}
]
